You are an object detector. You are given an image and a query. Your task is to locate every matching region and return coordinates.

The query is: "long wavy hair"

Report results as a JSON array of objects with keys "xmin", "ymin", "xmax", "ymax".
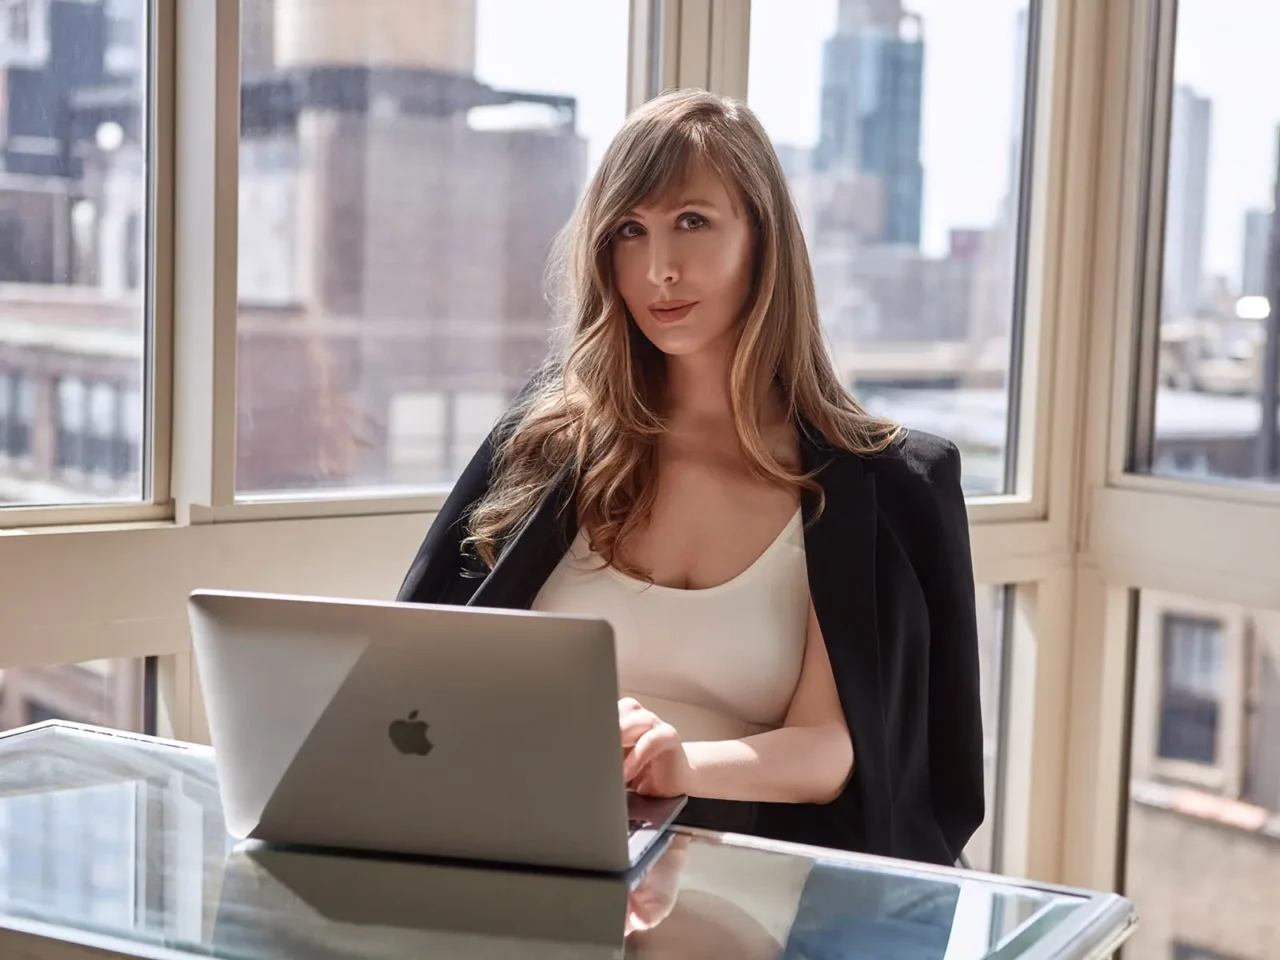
[{"xmin": 463, "ymin": 89, "xmax": 901, "ymax": 578}]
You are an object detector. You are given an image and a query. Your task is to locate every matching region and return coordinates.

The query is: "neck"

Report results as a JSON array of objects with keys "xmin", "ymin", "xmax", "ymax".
[
  {"xmin": 664, "ymin": 346, "xmax": 734, "ymax": 425},
  {"xmin": 662, "ymin": 344, "xmax": 788, "ymax": 433}
]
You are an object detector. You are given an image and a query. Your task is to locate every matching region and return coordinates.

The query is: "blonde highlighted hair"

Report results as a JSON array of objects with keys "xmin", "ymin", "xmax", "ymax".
[{"xmin": 463, "ymin": 89, "xmax": 900, "ymax": 577}]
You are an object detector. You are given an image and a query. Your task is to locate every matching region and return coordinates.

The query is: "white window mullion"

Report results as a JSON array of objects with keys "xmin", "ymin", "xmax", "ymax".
[
  {"xmin": 707, "ymin": 0, "xmax": 749, "ymax": 100},
  {"xmin": 674, "ymin": 0, "xmax": 712, "ymax": 91},
  {"xmin": 172, "ymin": 0, "xmax": 240, "ymax": 523}
]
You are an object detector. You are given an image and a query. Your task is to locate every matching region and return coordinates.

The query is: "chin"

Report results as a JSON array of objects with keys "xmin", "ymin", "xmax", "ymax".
[{"xmin": 635, "ymin": 323, "xmax": 733, "ymax": 359}]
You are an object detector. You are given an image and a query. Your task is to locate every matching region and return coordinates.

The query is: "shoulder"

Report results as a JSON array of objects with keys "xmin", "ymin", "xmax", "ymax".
[
  {"xmin": 852, "ymin": 429, "xmax": 970, "ymax": 552},
  {"xmin": 862, "ymin": 428, "xmax": 964, "ymax": 496}
]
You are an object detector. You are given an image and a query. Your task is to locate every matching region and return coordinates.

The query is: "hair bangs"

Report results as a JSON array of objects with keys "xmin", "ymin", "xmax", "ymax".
[{"xmin": 594, "ymin": 117, "xmax": 742, "ymax": 247}]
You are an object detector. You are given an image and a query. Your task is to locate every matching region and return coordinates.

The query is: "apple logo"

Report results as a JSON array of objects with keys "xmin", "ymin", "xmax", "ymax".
[{"xmin": 388, "ymin": 709, "xmax": 433, "ymax": 756}]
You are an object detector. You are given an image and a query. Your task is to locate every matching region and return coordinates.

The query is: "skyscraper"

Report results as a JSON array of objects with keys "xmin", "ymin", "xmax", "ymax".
[
  {"xmin": 1241, "ymin": 207, "xmax": 1272, "ymax": 298},
  {"xmin": 1162, "ymin": 85, "xmax": 1212, "ymax": 321},
  {"xmin": 814, "ymin": 0, "xmax": 924, "ymax": 247}
]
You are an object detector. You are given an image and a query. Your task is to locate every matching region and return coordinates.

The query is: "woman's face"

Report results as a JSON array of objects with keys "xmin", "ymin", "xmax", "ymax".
[{"xmin": 610, "ymin": 163, "xmax": 755, "ymax": 360}]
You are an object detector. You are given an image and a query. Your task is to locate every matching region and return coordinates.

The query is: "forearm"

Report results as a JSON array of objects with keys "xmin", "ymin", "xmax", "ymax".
[{"xmin": 683, "ymin": 723, "xmax": 853, "ymax": 804}]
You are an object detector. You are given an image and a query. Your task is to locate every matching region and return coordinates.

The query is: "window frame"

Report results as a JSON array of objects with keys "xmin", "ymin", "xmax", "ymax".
[
  {"xmin": 1102, "ymin": 0, "xmax": 1280, "ymax": 507},
  {"xmin": 1062, "ymin": 0, "xmax": 1280, "ymax": 898},
  {"xmin": 1131, "ymin": 591, "xmax": 1248, "ymax": 797}
]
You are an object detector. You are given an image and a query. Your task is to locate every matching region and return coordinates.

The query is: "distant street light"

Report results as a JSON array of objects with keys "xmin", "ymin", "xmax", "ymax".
[
  {"xmin": 1235, "ymin": 295, "xmax": 1271, "ymax": 320},
  {"xmin": 95, "ymin": 121, "xmax": 125, "ymax": 153}
]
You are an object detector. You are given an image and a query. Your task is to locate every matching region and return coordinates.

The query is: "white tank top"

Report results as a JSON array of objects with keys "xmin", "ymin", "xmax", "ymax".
[{"xmin": 531, "ymin": 508, "xmax": 811, "ymax": 742}]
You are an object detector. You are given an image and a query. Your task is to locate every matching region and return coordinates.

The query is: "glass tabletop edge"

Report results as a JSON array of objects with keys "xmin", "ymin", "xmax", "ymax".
[
  {"xmin": 0, "ymin": 719, "xmax": 214, "ymax": 756},
  {"xmin": 1012, "ymin": 893, "xmax": 1138, "ymax": 960}
]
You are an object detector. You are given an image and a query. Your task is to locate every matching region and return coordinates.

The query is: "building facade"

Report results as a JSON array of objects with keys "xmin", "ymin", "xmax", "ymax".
[
  {"xmin": 1125, "ymin": 591, "xmax": 1280, "ymax": 960},
  {"xmin": 0, "ymin": 0, "xmax": 587, "ymax": 501}
]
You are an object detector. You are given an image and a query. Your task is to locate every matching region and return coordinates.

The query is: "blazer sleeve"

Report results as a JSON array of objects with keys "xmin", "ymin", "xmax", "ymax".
[{"xmin": 920, "ymin": 441, "xmax": 985, "ymax": 862}]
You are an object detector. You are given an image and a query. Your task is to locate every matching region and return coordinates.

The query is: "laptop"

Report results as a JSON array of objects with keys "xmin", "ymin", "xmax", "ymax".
[{"xmin": 187, "ymin": 589, "xmax": 686, "ymax": 874}]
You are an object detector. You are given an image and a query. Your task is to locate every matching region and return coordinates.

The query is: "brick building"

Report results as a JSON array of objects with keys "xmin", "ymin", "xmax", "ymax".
[{"xmin": 0, "ymin": 0, "xmax": 586, "ymax": 502}]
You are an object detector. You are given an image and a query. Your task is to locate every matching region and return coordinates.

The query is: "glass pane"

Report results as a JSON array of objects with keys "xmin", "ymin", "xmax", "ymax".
[
  {"xmin": 747, "ymin": 0, "xmax": 1037, "ymax": 496},
  {"xmin": 1125, "ymin": 590, "xmax": 1280, "ymax": 959},
  {"xmin": 1143, "ymin": 0, "xmax": 1280, "ymax": 484},
  {"xmin": 966, "ymin": 584, "xmax": 1010, "ymax": 873},
  {"xmin": 235, "ymin": 0, "xmax": 631, "ymax": 496},
  {"xmin": 0, "ymin": 659, "xmax": 148, "ymax": 734},
  {"xmin": 0, "ymin": 1, "xmax": 148, "ymax": 507}
]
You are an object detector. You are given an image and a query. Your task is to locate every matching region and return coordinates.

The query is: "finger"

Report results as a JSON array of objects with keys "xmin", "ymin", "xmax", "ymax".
[
  {"xmin": 623, "ymin": 728, "xmax": 659, "ymax": 782},
  {"xmin": 620, "ymin": 711, "xmax": 658, "ymax": 748},
  {"xmin": 624, "ymin": 725, "xmax": 672, "ymax": 782},
  {"xmin": 630, "ymin": 767, "xmax": 654, "ymax": 796}
]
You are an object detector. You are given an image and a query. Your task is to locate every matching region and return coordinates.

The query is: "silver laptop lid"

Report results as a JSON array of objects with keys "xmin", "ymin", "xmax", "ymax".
[{"xmin": 188, "ymin": 590, "xmax": 633, "ymax": 873}]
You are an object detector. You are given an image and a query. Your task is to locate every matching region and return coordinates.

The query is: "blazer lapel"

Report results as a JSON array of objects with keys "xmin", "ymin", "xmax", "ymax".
[
  {"xmin": 801, "ymin": 435, "xmax": 893, "ymax": 854},
  {"xmin": 466, "ymin": 463, "xmax": 579, "ymax": 610}
]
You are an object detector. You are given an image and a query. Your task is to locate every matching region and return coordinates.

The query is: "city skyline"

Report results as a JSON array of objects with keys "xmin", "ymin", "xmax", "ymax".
[
  {"xmin": 473, "ymin": 0, "xmax": 1280, "ymax": 289},
  {"xmin": 353, "ymin": 0, "xmax": 1280, "ymax": 295},
  {"xmin": 472, "ymin": 0, "xmax": 1030, "ymax": 260},
  {"xmin": 751, "ymin": 0, "xmax": 1029, "ymax": 261},
  {"xmin": 1170, "ymin": 1, "xmax": 1280, "ymax": 289}
]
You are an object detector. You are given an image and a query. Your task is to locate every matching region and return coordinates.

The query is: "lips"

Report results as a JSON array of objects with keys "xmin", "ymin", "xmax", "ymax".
[{"xmin": 648, "ymin": 300, "xmax": 698, "ymax": 323}]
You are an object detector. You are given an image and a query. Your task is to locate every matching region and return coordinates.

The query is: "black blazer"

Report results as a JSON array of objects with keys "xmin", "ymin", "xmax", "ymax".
[{"xmin": 397, "ymin": 417, "xmax": 984, "ymax": 867}]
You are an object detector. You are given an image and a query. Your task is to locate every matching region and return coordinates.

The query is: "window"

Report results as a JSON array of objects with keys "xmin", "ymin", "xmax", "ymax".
[
  {"xmin": 0, "ymin": 659, "xmax": 149, "ymax": 734},
  {"xmin": 7, "ymin": 1, "xmax": 30, "ymax": 46},
  {"xmin": 1158, "ymin": 614, "xmax": 1224, "ymax": 765},
  {"xmin": 9, "ymin": 374, "xmax": 34, "ymax": 461},
  {"xmin": 0, "ymin": 368, "xmax": 25, "ymax": 461},
  {"xmin": 56, "ymin": 376, "xmax": 86, "ymax": 473},
  {"xmin": 0, "ymin": 0, "xmax": 149, "ymax": 507},
  {"xmin": 747, "ymin": 0, "xmax": 1038, "ymax": 496},
  {"xmin": 1125, "ymin": 591, "xmax": 1278, "ymax": 960},
  {"xmin": 1133, "ymin": 593, "xmax": 1246, "ymax": 793},
  {"xmin": 49, "ymin": 378, "xmax": 138, "ymax": 485},
  {"xmin": 234, "ymin": 0, "xmax": 631, "ymax": 497},
  {"xmin": 0, "ymin": 370, "xmax": 9, "ymax": 447},
  {"xmin": 1136, "ymin": 0, "xmax": 1280, "ymax": 485},
  {"xmin": 86, "ymin": 381, "xmax": 118, "ymax": 477}
]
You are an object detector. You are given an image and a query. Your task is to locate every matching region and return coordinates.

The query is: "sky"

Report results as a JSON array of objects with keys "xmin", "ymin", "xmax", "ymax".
[
  {"xmin": 1173, "ymin": 1, "xmax": 1280, "ymax": 288},
  {"xmin": 473, "ymin": 0, "xmax": 1280, "ymax": 285}
]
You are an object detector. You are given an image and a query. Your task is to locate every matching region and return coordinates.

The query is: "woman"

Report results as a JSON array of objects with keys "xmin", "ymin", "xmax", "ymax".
[{"xmin": 398, "ymin": 89, "xmax": 983, "ymax": 867}]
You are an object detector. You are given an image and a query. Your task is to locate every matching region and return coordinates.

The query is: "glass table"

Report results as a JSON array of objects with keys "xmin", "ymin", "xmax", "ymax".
[{"xmin": 0, "ymin": 721, "xmax": 1135, "ymax": 959}]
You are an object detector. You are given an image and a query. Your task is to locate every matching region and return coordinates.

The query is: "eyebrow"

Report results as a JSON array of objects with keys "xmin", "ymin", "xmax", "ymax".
[{"xmin": 628, "ymin": 196, "xmax": 720, "ymax": 217}]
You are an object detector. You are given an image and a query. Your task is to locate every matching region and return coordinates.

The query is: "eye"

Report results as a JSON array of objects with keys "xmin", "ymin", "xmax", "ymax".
[
  {"xmin": 614, "ymin": 221, "xmax": 645, "ymax": 240},
  {"xmin": 678, "ymin": 212, "xmax": 709, "ymax": 231}
]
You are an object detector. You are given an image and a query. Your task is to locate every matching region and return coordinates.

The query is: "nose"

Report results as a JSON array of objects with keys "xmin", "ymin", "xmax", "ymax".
[{"xmin": 645, "ymin": 233, "xmax": 680, "ymax": 288}]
